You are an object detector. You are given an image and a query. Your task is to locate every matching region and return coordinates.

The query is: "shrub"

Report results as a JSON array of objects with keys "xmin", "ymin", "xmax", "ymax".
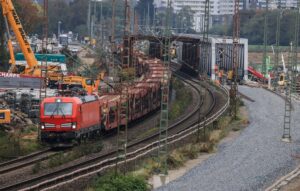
[
  {"xmin": 93, "ymin": 173, "xmax": 148, "ymax": 191},
  {"xmin": 32, "ymin": 162, "xmax": 42, "ymax": 174}
]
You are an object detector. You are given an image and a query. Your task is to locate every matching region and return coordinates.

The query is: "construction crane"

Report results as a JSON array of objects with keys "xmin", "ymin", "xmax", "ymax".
[
  {"xmin": 0, "ymin": 0, "xmax": 40, "ymax": 76},
  {"xmin": 0, "ymin": 0, "xmax": 100, "ymax": 94}
]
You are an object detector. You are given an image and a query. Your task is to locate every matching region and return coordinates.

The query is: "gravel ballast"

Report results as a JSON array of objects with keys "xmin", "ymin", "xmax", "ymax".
[{"xmin": 156, "ymin": 86, "xmax": 300, "ymax": 191}]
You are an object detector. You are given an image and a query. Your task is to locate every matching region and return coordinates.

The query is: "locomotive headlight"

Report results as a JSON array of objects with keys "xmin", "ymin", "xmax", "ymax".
[
  {"xmin": 72, "ymin": 123, "xmax": 76, "ymax": 129},
  {"xmin": 41, "ymin": 125, "xmax": 45, "ymax": 129}
]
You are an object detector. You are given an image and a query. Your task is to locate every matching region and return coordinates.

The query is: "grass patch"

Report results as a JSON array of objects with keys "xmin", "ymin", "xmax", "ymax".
[
  {"xmin": 88, "ymin": 173, "xmax": 149, "ymax": 191},
  {"xmin": 169, "ymin": 77, "xmax": 193, "ymax": 120},
  {"xmin": 0, "ymin": 125, "xmax": 42, "ymax": 162},
  {"xmin": 31, "ymin": 141, "xmax": 103, "ymax": 174},
  {"xmin": 248, "ymin": 45, "xmax": 290, "ymax": 52},
  {"xmin": 135, "ymin": 127, "xmax": 158, "ymax": 140}
]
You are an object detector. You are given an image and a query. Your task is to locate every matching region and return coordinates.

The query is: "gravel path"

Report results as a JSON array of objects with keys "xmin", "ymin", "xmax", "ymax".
[{"xmin": 156, "ymin": 86, "xmax": 300, "ymax": 191}]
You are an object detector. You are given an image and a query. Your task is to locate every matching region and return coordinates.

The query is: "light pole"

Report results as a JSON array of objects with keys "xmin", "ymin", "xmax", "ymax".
[{"xmin": 58, "ymin": 21, "xmax": 62, "ymax": 37}]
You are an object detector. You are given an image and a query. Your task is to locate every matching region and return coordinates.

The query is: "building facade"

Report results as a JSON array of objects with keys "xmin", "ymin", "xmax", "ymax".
[
  {"xmin": 154, "ymin": 0, "xmax": 245, "ymax": 32},
  {"xmin": 250, "ymin": 0, "xmax": 298, "ymax": 9}
]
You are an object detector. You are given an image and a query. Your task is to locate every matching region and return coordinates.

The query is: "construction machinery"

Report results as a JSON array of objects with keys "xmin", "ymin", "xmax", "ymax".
[
  {"xmin": 60, "ymin": 76, "xmax": 100, "ymax": 95},
  {"xmin": 278, "ymin": 73, "xmax": 286, "ymax": 86},
  {"xmin": 0, "ymin": 108, "xmax": 10, "ymax": 124},
  {"xmin": 0, "ymin": 0, "xmax": 100, "ymax": 94}
]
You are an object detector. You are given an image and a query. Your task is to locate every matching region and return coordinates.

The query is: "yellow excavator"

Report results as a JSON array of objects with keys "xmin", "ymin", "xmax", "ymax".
[{"xmin": 0, "ymin": 0, "xmax": 99, "ymax": 94}]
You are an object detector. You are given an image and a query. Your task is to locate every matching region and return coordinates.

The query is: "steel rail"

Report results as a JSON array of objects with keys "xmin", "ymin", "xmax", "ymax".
[{"xmin": 0, "ymin": 69, "xmax": 228, "ymax": 191}]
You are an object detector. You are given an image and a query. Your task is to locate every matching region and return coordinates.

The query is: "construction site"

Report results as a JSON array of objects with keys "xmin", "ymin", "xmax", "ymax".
[{"xmin": 0, "ymin": 0, "xmax": 300, "ymax": 190}]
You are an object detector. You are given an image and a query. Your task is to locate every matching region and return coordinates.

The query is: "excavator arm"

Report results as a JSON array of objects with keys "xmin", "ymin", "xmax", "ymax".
[{"xmin": 0, "ymin": 0, "xmax": 39, "ymax": 75}]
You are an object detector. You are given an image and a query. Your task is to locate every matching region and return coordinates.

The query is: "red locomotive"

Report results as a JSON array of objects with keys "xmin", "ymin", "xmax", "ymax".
[
  {"xmin": 40, "ymin": 96, "xmax": 101, "ymax": 146},
  {"xmin": 40, "ymin": 55, "xmax": 168, "ymax": 147}
]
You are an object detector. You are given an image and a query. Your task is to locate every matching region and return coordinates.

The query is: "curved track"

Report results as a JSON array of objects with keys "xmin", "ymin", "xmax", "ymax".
[{"xmin": 0, "ymin": 67, "xmax": 229, "ymax": 191}]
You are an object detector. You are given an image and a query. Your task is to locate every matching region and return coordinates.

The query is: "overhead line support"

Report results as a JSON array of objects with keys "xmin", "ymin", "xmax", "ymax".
[
  {"xmin": 230, "ymin": 0, "xmax": 240, "ymax": 119},
  {"xmin": 158, "ymin": 0, "xmax": 171, "ymax": 176}
]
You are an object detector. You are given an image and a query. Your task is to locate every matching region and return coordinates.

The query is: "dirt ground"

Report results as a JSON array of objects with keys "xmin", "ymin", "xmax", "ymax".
[
  {"xmin": 78, "ymin": 47, "xmax": 96, "ymax": 66},
  {"xmin": 282, "ymin": 177, "xmax": 300, "ymax": 191}
]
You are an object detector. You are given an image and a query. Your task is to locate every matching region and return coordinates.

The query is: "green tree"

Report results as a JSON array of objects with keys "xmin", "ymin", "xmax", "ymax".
[
  {"xmin": 48, "ymin": 0, "xmax": 70, "ymax": 36},
  {"xmin": 47, "ymin": 0, "xmax": 125, "ymax": 38},
  {"xmin": 176, "ymin": 6, "xmax": 195, "ymax": 33},
  {"xmin": 135, "ymin": 0, "xmax": 155, "ymax": 26},
  {"xmin": 211, "ymin": 9, "xmax": 298, "ymax": 46},
  {"xmin": 0, "ymin": 9, "xmax": 8, "ymax": 71},
  {"xmin": 0, "ymin": 0, "xmax": 42, "ymax": 71},
  {"xmin": 13, "ymin": 0, "xmax": 43, "ymax": 34}
]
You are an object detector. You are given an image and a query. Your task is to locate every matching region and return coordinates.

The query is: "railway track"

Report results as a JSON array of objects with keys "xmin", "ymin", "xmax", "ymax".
[
  {"xmin": 0, "ymin": 149, "xmax": 55, "ymax": 175},
  {"xmin": 0, "ymin": 68, "xmax": 229, "ymax": 191},
  {"xmin": 0, "ymin": 69, "xmax": 199, "ymax": 182}
]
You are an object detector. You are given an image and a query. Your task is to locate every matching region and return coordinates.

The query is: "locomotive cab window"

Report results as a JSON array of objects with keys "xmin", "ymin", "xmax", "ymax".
[
  {"xmin": 44, "ymin": 103, "xmax": 73, "ymax": 116},
  {"xmin": 280, "ymin": 75, "xmax": 284, "ymax": 81},
  {"xmin": 0, "ymin": 112, "xmax": 5, "ymax": 119},
  {"xmin": 86, "ymin": 79, "xmax": 94, "ymax": 86}
]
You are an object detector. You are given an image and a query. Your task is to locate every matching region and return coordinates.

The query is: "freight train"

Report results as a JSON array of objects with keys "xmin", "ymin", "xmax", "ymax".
[{"xmin": 40, "ymin": 56, "xmax": 167, "ymax": 147}]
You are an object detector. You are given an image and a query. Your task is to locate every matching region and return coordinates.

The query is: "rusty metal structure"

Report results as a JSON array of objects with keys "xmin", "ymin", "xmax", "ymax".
[{"xmin": 230, "ymin": 0, "xmax": 240, "ymax": 119}]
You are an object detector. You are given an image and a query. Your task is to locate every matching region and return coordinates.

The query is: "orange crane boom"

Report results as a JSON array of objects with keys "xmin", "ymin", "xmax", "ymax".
[{"xmin": 0, "ymin": 0, "xmax": 39, "ymax": 75}]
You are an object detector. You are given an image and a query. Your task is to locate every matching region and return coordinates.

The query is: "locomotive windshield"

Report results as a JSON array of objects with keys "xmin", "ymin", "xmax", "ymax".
[
  {"xmin": 44, "ymin": 103, "xmax": 73, "ymax": 116},
  {"xmin": 85, "ymin": 79, "xmax": 94, "ymax": 86}
]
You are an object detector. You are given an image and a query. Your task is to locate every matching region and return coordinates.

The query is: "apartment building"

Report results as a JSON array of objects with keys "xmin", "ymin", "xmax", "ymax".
[{"xmin": 154, "ymin": 0, "xmax": 245, "ymax": 32}]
